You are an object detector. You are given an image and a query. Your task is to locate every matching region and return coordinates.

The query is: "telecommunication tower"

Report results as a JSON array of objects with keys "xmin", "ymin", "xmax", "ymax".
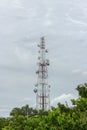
[{"xmin": 34, "ymin": 37, "xmax": 50, "ymax": 110}]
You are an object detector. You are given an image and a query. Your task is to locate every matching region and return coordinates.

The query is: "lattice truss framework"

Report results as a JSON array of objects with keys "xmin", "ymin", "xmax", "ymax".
[{"xmin": 34, "ymin": 37, "xmax": 50, "ymax": 110}]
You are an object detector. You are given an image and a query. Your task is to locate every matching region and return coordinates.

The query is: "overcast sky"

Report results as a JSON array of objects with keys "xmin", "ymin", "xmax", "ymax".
[{"xmin": 0, "ymin": 0, "xmax": 87, "ymax": 117}]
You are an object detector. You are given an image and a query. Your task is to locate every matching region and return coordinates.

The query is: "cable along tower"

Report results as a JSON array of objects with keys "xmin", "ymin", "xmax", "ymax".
[{"xmin": 34, "ymin": 37, "xmax": 50, "ymax": 111}]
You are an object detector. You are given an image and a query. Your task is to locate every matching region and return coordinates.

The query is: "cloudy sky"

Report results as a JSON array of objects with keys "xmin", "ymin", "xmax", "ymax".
[{"xmin": 0, "ymin": 0, "xmax": 87, "ymax": 117}]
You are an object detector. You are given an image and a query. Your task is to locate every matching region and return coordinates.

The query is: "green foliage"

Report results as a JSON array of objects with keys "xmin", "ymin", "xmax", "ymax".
[
  {"xmin": 1, "ymin": 83, "xmax": 87, "ymax": 130},
  {"xmin": 76, "ymin": 83, "xmax": 87, "ymax": 98},
  {"xmin": 10, "ymin": 108, "xmax": 22, "ymax": 116},
  {"xmin": 57, "ymin": 102, "xmax": 70, "ymax": 113},
  {"xmin": 10, "ymin": 104, "xmax": 38, "ymax": 118},
  {"xmin": 72, "ymin": 98, "xmax": 87, "ymax": 111},
  {"xmin": 0, "ymin": 118, "xmax": 9, "ymax": 130}
]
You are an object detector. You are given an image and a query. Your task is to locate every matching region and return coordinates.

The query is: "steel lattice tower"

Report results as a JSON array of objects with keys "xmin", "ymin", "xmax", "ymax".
[{"xmin": 34, "ymin": 37, "xmax": 50, "ymax": 110}]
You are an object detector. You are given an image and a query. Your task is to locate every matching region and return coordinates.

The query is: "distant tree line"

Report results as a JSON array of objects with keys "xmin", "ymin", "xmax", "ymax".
[{"xmin": 0, "ymin": 83, "xmax": 87, "ymax": 130}]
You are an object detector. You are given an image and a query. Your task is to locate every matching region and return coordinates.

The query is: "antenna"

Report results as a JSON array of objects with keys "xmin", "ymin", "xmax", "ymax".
[{"xmin": 34, "ymin": 37, "xmax": 50, "ymax": 110}]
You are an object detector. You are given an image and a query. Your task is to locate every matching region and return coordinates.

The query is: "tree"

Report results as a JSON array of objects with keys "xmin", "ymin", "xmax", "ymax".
[
  {"xmin": 10, "ymin": 105, "xmax": 38, "ymax": 118},
  {"xmin": 0, "ymin": 118, "xmax": 9, "ymax": 130},
  {"xmin": 2, "ymin": 83, "xmax": 87, "ymax": 130},
  {"xmin": 57, "ymin": 102, "xmax": 70, "ymax": 113},
  {"xmin": 72, "ymin": 83, "xmax": 87, "ymax": 112},
  {"xmin": 76, "ymin": 83, "xmax": 87, "ymax": 98}
]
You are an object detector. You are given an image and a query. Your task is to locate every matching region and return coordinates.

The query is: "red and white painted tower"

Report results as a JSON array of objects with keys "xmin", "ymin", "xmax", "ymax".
[{"xmin": 34, "ymin": 37, "xmax": 50, "ymax": 110}]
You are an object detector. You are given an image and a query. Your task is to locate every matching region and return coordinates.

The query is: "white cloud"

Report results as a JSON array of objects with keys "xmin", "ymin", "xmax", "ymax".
[
  {"xmin": 82, "ymin": 71, "xmax": 87, "ymax": 76},
  {"xmin": 15, "ymin": 98, "xmax": 32, "ymax": 107},
  {"xmin": 70, "ymin": 18, "xmax": 87, "ymax": 26},
  {"xmin": 0, "ymin": 108, "xmax": 9, "ymax": 112},
  {"xmin": 51, "ymin": 93, "xmax": 77, "ymax": 107},
  {"xmin": 0, "ymin": 107, "xmax": 11, "ymax": 117},
  {"xmin": 72, "ymin": 69, "xmax": 82, "ymax": 75},
  {"xmin": 72, "ymin": 69, "xmax": 87, "ymax": 76},
  {"xmin": 14, "ymin": 46, "xmax": 31, "ymax": 61},
  {"xmin": 20, "ymin": 98, "xmax": 31, "ymax": 102},
  {"xmin": 44, "ymin": 20, "xmax": 52, "ymax": 27},
  {"xmin": 0, "ymin": 0, "xmax": 22, "ymax": 9}
]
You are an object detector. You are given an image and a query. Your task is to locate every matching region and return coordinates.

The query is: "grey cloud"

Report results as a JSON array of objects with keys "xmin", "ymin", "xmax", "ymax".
[
  {"xmin": 0, "ymin": 0, "xmax": 87, "ymax": 117},
  {"xmin": 0, "ymin": 64, "xmax": 31, "ymax": 74}
]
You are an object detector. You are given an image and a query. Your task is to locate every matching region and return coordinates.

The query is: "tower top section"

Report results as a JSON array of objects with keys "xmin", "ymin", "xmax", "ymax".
[{"xmin": 38, "ymin": 37, "xmax": 45, "ymax": 49}]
